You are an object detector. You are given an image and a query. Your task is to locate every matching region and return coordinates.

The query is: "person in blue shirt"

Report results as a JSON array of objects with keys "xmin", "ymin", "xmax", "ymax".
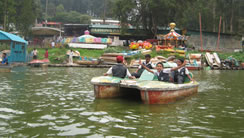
[{"xmin": 1, "ymin": 53, "xmax": 8, "ymax": 65}]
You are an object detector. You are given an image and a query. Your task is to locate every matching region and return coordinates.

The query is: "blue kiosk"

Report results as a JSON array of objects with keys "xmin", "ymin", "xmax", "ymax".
[{"xmin": 0, "ymin": 30, "xmax": 28, "ymax": 64}]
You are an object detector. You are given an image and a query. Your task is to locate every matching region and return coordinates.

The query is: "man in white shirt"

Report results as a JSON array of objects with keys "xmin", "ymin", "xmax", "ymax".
[{"xmin": 51, "ymin": 41, "xmax": 55, "ymax": 48}]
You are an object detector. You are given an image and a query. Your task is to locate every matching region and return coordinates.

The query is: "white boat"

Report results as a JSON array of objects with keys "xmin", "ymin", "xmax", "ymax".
[{"xmin": 205, "ymin": 52, "xmax": 221, "ymax": 68}]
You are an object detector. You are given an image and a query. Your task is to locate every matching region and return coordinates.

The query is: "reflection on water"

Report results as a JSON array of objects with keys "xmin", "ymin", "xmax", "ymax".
[{"xmin": 0, "ymin": 67, "xmax": 243, "ymax": 137}]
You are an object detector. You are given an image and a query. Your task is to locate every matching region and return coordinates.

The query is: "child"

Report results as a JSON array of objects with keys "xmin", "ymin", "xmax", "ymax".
[
  {"xmin": 132, "ymin": 54, "xmax": 154, "ymax": 78},
  {"xmin": 104, "ymin": 56, "xmax": 135, "ymax": 79},
  {"xmin": 173, "ymin": 59, "xmax": 193, "ymax": 84},
  {"xmin": 139, "ymin": 59, "xmax": 187, "ymax": 82},
  {"xmin": 44, "ymin": 49, "xmax": 48, "ymax": 59}
]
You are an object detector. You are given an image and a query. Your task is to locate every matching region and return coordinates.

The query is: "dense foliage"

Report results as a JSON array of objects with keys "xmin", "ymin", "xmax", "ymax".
[
  {"xmin": 113, "ymin": 0, "xmax": 243, "ymax": 37},
  {"xmin": 0, "ymin": 0, "xmax": 243, "ymax": 37}
]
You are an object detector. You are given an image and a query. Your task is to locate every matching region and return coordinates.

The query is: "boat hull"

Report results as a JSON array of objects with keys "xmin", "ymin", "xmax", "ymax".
[
  {"xmin": 28, "ymin": 59, "xmax": 50, "ymax": 67},
  {"xmin": 186, "ymin": 66, "xmax": 201, "ymax": 70},
  {"xmin": 140, "ymin": 86, "xmax": 198, "ymax": 104},
  {"xmin": 0, "ymin": 66, "xmax": 11, "ymax": 72},
  {"xmin": 94, "ymin": 85, "xmax": 122, "ymax": 98},
  {"xmin": 91, "ymin": 75, "xmax": 199, "ymax": 104},
  {"xmin": 75, "ymin": 60, "xmax": 99, "ymax": 65}
]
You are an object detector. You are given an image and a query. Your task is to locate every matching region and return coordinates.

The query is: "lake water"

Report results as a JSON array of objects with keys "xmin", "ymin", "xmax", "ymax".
[{"xmin": 0, "ymin": 67, "xmax": 243, "ymax": 137}]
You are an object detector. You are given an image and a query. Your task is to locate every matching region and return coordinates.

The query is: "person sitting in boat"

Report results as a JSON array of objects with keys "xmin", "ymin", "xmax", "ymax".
[
  {"xmin": 172, "ymin": 59, "xmax": 194, "ymax": 84},
  {"xmin": 139, "ymin": 59, "xmax": 187, "ymax": 82},
  {"xmin": 104, "ymin": 56, "xmax": 135, "ymax": 79},
  {"xmin": 132, "ymin": 54, "xmax": 154, "ymax": 78},
  {"xmin": 1, "ymin": 53, "xmax": 8, "ymax": 65}
]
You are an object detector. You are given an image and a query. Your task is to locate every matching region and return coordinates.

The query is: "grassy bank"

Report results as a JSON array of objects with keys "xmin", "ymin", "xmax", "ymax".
[
  {"xmin": 28, "ymin": 48, "xmax": 105, "ymax": 64},
  {"xmin": 218, "ymin": 52, "xmax": 244, "ymax": 62},
  {"xmin": 27, "ymin": 46, "xmax": 244, "ymax": 64}
]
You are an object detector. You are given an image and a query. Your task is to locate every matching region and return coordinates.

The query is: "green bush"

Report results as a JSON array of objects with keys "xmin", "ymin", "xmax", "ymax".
[
  {"xmin": 64, "ymin": 43, "xmax": 69, "ymax": 49},
  {"xmin": 103, "ymin": 46, "xmax": 129, "ymax": 53}
]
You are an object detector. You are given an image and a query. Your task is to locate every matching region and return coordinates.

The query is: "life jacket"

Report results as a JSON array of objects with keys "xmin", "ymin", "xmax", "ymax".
[
  {"xmin": 141, "ymin": 62, "xmax": 153, "ymax": 69},
  {"xmin": 157, "ymin": 70, "xmax": 170, "ymax": 82},
  {"xmin": 174, "ymin": 67, "xmax": 186, "ymax": 84},
  {"xmin": 138, "ymin": 62, "xmax": 153, "ymax": 76},
  {"xmin": 179, "ymin": 68, "xmax": 186, "ymax": 77},
  {"xmin": 112, "ymin": 64, "xmax": 127, "ymax": 78}
]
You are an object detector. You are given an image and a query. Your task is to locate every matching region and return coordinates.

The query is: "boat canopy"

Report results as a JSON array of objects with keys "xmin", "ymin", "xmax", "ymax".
[{"xmin": 0, "ymin": 30, "xmax": 28, "ymax": 44}]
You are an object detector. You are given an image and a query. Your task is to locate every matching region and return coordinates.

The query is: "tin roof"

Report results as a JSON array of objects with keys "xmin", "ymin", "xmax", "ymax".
[{"xmin": 0, "ymin": 30, "xmax": 28, "ymax": 44}]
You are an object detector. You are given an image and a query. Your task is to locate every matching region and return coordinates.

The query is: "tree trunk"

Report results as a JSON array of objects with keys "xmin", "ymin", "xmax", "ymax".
[
  {"xmin": 213, "ymin": 0, "xmax": 216, "ymax": 32},
  {"xmin": 230, "ymin": 0, "xmax": 234, "ymax": 33},
  {"xmin": 3, "ymin": 0, "xmax": 7, "ymax": 31}
]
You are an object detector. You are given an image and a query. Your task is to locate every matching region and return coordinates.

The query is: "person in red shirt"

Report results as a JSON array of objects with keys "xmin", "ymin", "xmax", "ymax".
[{"xmin": 44, "ymin": 49, "xmax": 48, "ymax": 59}]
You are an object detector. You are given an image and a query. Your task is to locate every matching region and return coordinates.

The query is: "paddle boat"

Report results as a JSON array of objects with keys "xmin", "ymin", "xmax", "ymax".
[
  {"xmin": 74, "ymin": 57, "xmax": 101, "ymax": 65},
  {"xmin": 28, "ymin": 59, "xmax": 50, "ymax": 67},
  {"xmin": 185, "ymin": 54, "xmax": 202, "ymax": 70},
  {"xmin": 0, "ymin": 64, "xmax": 12, "ymax": 72},
  {"xmin": 205, "ymin": 52, "xmax": 221, "ymax": 69},
  {"xmin": 91, "ymin": 70, "xmax": 199, "ymax": 104}
]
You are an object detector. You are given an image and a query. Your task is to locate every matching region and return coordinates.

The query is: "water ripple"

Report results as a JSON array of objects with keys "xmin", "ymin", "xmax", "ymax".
[{"xmin": 0, "ymin": 68, "xmax": 243, "ymax": 137}]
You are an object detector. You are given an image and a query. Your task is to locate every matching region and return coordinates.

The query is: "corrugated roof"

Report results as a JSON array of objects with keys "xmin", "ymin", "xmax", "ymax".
[
  {"xmin": 90, "ymin": 25, "xmax": 180, "ymax": 30},
  {"xmin": 90, "ymin": 24, "xmax": 121, "ymax": 29},
  {"xmin": 90, "ymin": 24, "xmax": 137, "ymax": 29},
  {"xmin": 0, "ymin": 30, "xmax": 27, "ymax": 44}
]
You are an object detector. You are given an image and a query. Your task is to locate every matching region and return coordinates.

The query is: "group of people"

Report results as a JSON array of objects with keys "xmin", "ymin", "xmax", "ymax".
[{"xmin": 104, "ymin": 54, "xmax": 193, "ymax": 84}]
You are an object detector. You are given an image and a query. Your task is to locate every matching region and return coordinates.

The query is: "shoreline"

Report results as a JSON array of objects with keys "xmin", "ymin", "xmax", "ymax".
[
  {"xmin": 44, "ymin": 64, "xmax": 244, "ymax": 70},
  {"xmin": 9, "ymin": 62, "xmax": 243, "ymax": 70}
]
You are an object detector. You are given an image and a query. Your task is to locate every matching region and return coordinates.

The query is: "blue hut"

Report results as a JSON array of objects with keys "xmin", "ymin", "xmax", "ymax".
[{"xmin": 0, "ymin": 30, "xmax": 28, "ymax": 63}]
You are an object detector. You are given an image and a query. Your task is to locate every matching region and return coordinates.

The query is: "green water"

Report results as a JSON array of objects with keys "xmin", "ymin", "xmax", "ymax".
[{"xmin": 0, "ymin": 67, "xmax": 243, "ymax": 137}]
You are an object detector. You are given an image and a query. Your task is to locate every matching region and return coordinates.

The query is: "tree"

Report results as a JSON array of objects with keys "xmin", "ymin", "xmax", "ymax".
[
  {"xmin": 56, "ymin": 4, "xmax": 65, "ymax": 13},
  {"xmin": 80, "ymin": 14, "xmax": 91, "ymax": 24},
  {"xmin": 112, "ymin": 0, "xmax": 243, "ymax": 36},
  {"xmin": 0, "ymin": 0, "xmax": 16, "ymax": 31},
  {"xmin": 34, "ymin": 0, "xmax": 43, "ymax": 22},
  {"xmin": 15, "ymin": 0, "xmax": 36, "ymax": 37}
]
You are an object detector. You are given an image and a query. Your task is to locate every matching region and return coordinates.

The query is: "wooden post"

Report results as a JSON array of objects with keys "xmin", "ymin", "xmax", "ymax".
[
  {"xmin": 199, "ymin": 13, "xmax": 203, "ymax": 51},
  {"xmin": 45, "ymin": 0, "xmax": 48, "ymax": 27},
  {"xmin": 217, "ymin": 16, "xmax": 222, "ymax": 51}
]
